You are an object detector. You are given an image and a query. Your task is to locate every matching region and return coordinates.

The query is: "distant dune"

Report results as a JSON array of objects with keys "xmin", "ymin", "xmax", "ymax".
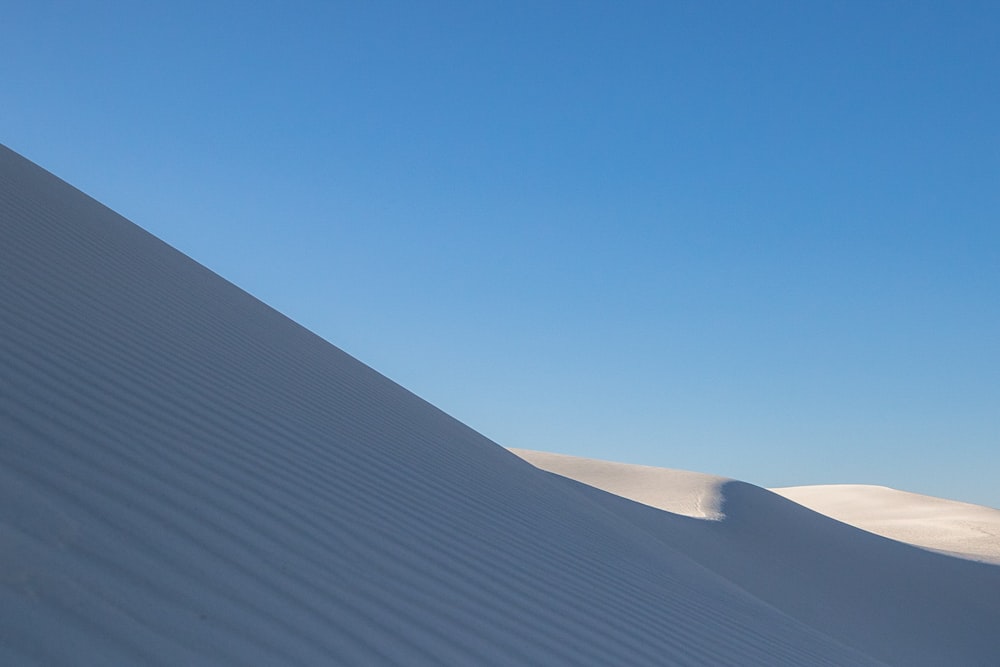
[
  {"xmin": 511, "ymin": 449, "xmax": 1000, "ymax": 563},
  {"xmin": 772, "ymin": 484, "xmax": 1000, "ymax": 564},
  {"xmin": 508, "ymin": 448, "xmax": 733, "ymax": 519},
  {"xmin": 2, "ymin": 143, "xmax": 998, "ymax": 665}
]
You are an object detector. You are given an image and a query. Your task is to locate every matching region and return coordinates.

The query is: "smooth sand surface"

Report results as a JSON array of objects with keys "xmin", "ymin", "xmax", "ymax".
[
  {"xmin": 772, "ymin": 484, "xmax": 1000, "ymax": 564},
  {"xmin": 3, "ymin": 143, "xmax": 998, "ymax": 665},
  {"xmin": 508, "ymin": 448, "xmax": 731, "ymax": 519}
]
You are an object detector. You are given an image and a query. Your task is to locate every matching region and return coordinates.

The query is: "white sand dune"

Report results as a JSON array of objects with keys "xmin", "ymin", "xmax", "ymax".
[
  {"xmin": 772, "ymin": 484, "xmax": 1000, "ymax": 564},
  {"xmin": 0, "ymin": 144, "xmax": 995, "ymax": 665},
  {"xmin": 511, "ymin": 449, "xmax": 1000, "ymax": 666},
  {"xmin": 508, "ymin": 448, "xmax": 733, "ymax": 520}
]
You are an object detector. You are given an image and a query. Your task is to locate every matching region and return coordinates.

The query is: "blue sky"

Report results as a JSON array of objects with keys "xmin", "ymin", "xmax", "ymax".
[{"xmin": 4, "ymin": 2, "xmax": 999, "ymax": 507}]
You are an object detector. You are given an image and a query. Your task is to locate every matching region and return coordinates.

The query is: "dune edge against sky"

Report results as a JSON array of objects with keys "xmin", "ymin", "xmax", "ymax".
[{"xmin": 5, "ymin": 143, "xmax": 999, "ymax": 665}]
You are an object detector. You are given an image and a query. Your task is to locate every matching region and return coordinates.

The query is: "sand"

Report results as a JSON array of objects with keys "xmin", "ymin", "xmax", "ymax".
[
  {"xmin": 511, "ymin": 448, "xmax": 1000, "ymax": 666},
  {"xmin": 772, "ymin": 484, "xmax": 1000, "ymax": 564},
  {"xmin": 3, "ymin": 143, "xmax": 998, "ymax": 665}
]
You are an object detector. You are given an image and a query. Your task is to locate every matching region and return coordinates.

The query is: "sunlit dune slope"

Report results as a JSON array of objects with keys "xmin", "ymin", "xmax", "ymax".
[
  {"xmin": 508, "ymin": 448, "xmax": 731, "ymax": 519},
  {"xmin": 773, "ymin": 484, "xmax": 1000, "ymax": 564}
]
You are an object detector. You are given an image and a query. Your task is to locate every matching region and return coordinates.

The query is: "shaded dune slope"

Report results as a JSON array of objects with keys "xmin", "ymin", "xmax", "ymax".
[
  {"xmin": 513, "ymin": 449, "xmax": 1000, "ymax": 667},
  {"xmin": 0, "ymin": 144, "xmax": 879, "ymax": 665}
]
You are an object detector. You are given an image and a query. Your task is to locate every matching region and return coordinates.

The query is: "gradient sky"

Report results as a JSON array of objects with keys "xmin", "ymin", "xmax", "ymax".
[{"xmin": 4, "ymin": 2, "xmax": 999, "ymax": 507}]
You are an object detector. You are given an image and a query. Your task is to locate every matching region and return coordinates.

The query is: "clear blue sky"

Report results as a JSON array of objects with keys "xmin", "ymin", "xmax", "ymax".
[{"xmin": 4, "ymin": 2, "xmax": 998, "ymax": 507}]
